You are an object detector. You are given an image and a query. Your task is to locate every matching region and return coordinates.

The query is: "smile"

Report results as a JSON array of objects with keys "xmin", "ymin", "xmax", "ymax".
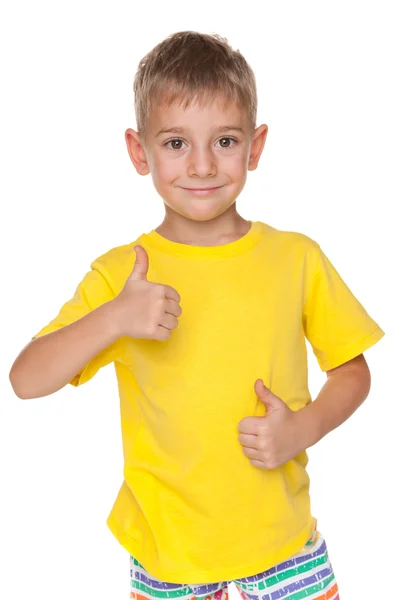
[{"xmin": 180, "ymin": 186, "xmax": 222, "ymax": 196}]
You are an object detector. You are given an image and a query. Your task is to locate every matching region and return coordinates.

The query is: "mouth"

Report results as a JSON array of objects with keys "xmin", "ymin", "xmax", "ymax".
[{"xmin": 180, "ymin": 186, "xmax": 223, "ymax": 196}]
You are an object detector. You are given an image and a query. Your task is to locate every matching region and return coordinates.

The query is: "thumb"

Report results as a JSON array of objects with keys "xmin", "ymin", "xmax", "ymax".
[
  {"xmin": 129, "ymin": 245, "xmax": 149, "ymax": 281},
  {"xmin": 254, "ymin": 379, "xmax": 283, "ymax": 409}
]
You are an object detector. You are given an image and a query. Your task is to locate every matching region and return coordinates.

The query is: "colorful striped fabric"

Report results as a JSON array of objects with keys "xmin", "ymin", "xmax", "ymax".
[{"xmin": 129, "ymin": 529, "xmax": 339, "ymax": 600}]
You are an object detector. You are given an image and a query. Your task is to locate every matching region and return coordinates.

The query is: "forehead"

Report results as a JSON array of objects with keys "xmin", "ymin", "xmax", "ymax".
[{"xmin": 148, "ymin": 95, "xmax": 247, "ymax": 134}]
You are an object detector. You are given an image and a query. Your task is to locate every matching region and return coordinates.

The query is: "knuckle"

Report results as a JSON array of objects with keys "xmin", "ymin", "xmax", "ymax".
[
  {"xmin": 258, "ymin": 424, "xmax": 268, "ymax": 437},
  {"xmin": 148, "ymin": 323, "xmax": 158, "ymax": 337},
  {"xmin": 258, "ymin": 438, "xmax": 267, "ymax": 451},
  {"xmin": 157, "ymin": 284, "xmax": 167, "ymax": 297},
  {"xmin": 266, "ymin": 456, "xmax": 278, "ymax": 469}
]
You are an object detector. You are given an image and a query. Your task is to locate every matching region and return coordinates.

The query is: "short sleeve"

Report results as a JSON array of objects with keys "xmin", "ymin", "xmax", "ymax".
[
  {"xmin": 302, "ymin": 242, "xmax": 385, "ymax": 371},
  {"xmin": 32, "ymin": 262, "xmax": 123, "ymax": 387}
]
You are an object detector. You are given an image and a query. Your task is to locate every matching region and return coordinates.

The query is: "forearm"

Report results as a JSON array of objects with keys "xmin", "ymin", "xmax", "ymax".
[
  {"xmin": 9, "ymin": 300, "xmax": 121, "ymax": 399},
  {"xmin": 296, "ymin": 360, "xmax": 372, "ymax": 449}
]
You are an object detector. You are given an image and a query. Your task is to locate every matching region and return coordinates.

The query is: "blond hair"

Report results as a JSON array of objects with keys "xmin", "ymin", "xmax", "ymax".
[{"xmin": 133, "ymin": 31, "xmax": 257, "ymax": 140}]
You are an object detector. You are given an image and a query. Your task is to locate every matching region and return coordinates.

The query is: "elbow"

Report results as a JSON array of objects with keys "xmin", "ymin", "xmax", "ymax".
[{"xmin": 9, "ymin": 365, "xmax": 31, "ymax": 400}]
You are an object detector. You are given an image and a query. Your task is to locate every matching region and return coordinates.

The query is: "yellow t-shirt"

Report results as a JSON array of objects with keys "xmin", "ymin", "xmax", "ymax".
[{"xmin": 32, "ymin": 220, "xmax": 384, "ymax": 583}]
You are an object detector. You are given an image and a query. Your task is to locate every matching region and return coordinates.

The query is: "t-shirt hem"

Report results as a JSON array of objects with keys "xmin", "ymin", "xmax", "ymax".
[
  {"xmin": 319, "ymin": 324, "xmax": 385, "ymax": 371},
  {"xmin": 106, "ymin": 514, "xmax": 317, "ymax": 584}
]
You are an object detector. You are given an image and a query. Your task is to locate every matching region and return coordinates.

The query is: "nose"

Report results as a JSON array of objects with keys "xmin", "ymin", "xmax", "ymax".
[{"xmin": 187, "ymin": 145, "xmax": 217, "ymax": 178}]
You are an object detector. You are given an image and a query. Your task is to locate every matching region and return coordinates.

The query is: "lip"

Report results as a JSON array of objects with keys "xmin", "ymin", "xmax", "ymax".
[{"xmin": 180, "ymin": 186, "xmax": 222, "ymax": 196}]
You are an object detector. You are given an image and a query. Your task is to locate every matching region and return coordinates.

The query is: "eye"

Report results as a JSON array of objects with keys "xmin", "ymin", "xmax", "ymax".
[
  {"xmin": 163, "ymin": 136, "xmax": 238, "ymax": 151},
  {"xmin": 164, "ymin": 138, "xmax": 187, "ymax": 151},
  {"xmin": 217, "ymin": 137, "xmax": 237, "ymax": 149}
]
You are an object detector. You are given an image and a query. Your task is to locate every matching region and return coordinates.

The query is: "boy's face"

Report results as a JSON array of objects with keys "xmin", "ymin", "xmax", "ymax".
[{"xmin": 125, "ymin": 96, "xmax": 267, "ymax": 223}]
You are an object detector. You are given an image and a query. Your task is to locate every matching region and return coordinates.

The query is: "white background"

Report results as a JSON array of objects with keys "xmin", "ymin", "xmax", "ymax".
[{"xmin": 1, "ymin": 1, "xmax": 398, "ymax": 599}]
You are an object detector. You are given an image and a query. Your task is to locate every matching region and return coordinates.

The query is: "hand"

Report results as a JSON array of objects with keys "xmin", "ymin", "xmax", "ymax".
[
  {"xmin": 238, "ymin": 379, "xmax": 304, "ymax": 469},
  {"xmin": 112, "ymin": 245, "xmax": 182, "ymax": 340}
]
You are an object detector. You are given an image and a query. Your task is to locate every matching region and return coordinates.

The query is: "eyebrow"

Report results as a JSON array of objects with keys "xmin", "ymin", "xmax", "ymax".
[{"xmin": 156, "ymin": 125, "xmax": 245, "ymax": 137}]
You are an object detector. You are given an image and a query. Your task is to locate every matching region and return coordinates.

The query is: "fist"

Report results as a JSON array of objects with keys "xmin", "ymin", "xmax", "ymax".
[{"xmin": 113, "ymin": 245, "xmax": 182, "ymax": 340}]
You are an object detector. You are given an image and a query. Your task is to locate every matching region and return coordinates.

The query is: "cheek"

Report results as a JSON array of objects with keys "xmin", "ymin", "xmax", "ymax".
[
  {"xmin": 225, "ymin": 153, "xmax": 248, "ymax": 176},
  {"xmin": 153, "ymin": 154, "xmax": 181, "ymax": 183}
]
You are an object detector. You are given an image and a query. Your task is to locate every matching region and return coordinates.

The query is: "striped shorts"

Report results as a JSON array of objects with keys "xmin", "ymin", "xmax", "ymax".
[{"xmin": 129, "ymin": 528, "xmax": 340, "ymax": 600}]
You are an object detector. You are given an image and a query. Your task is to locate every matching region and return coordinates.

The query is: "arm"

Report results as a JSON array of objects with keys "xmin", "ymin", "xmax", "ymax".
[
  {"xmin": 296, "ymin": 353, "xmax": 371, "ymax": 448},
  {"xmin": 9, "ymin": 300, "xmax": 122, "ymax": 400}
]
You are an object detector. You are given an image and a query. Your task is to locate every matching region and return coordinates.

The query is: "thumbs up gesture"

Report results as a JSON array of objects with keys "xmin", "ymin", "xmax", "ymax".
[
  {"xmin": 112, "ymin": 245, "xmax": 182, "ymax": 340},
  {"xmin": 238, "ymin": 379, "xmax": 304, "ymax": 469}
]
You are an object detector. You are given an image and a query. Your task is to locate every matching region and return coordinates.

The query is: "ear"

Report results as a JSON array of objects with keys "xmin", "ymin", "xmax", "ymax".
[
  {"xmin": 248, "ymin": 124, "xmax": 268, "ymax": 171},
  {"xmin": 125, "ymin": 128, "xmax": 150, "ymax": 176}
]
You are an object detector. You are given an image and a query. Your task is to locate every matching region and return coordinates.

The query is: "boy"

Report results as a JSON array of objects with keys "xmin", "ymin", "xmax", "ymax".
[{"xmin": 10, "ymin": 30, "xmax": 384, "ymax": 599}]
